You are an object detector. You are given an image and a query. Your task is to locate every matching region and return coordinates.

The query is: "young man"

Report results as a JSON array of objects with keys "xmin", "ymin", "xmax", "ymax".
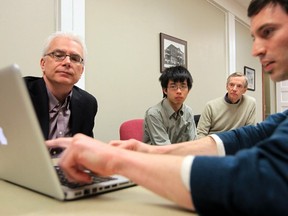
[
  {"xmin": 25, "ymin": 32, "xmax": 98, "ymax": 156},
  {"xmin": 197, "ymin": 72, "xmax": 256, "ymax": 138},
  {"xmin": 47, "ymin": 0, "xmax": 288, "ymax": 214},
  {"xmin": 143, "ymin": 66, "xmax": 196, "ymax": 145}
]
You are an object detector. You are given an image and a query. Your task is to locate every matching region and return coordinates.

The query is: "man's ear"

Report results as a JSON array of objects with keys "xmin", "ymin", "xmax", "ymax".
[
  {"xmin": 80, "ymin": 64, "xmax": 84, "ymax": 75},
  {"xmin": 242, "ymin": 88, "xmax": 247, "ymax": 94},
  {"xmin": 163, "ymin": 88, "xmax": 168, "ymax": 95},
  {"xmin": 160, "ymin": 88, "xmax": 167, "ymax": 98},
  {"xmin": 40, "ymin": 58, "xmax": 45, "ymax": 73}
]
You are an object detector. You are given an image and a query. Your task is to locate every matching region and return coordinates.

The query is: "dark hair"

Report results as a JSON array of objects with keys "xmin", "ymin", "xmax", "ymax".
[
  {"xmin": 159, "ymin": 66, "xmax": 193, "ymax": 98},
  {"xmin": 248, "ymin": 0, "xmax": 288, "ymax": 17}
]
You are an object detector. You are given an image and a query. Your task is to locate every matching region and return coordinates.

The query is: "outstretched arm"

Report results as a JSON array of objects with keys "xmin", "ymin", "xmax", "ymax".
[
  {"xmin": 47, "ymin": 134, "xmax": 194, "ymax": 210},
  {"xmin": 109, "ymin": 136, "xmax": 218, "ymax": 156}
]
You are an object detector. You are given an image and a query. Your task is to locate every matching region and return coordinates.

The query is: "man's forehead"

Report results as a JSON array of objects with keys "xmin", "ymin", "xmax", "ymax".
[
  {"xmin": 228, "ymin": 76, "xmax": 245, "ymax": 83},
  {"xmin": 250, "ymin": 4, "xmax": 283, "ymax": 34},
  {"xmin": 49, "ymin": 37, "xmax": 83, "ymax": 54}
]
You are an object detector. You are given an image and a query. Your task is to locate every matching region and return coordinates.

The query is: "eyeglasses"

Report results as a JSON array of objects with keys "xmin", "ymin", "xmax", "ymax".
[
  {"xmin": 168, "ymin": 84, "xmax": 188, "ymax": 91},
  {"xmin": 45, "ymin": 50, "xmax": 84, "ymax": 64}
]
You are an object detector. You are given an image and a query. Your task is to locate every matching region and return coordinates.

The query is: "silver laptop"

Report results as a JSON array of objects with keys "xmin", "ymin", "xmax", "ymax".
[{"xmin": 0, "ymin": 64, "xmax": 135, "ymax": 200}]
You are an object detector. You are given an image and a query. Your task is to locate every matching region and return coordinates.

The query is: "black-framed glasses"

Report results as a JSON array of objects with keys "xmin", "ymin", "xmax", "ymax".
[
  {"xmin": 45, "ymin": 50, "xmax": 84, "ymax": 64},
  {"xmin": 168, "ymin": 84, "xmax": 188, "ymax": 91}
]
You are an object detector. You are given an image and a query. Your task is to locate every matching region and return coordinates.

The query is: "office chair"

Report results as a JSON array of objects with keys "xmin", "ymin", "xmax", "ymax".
[
  {"xmin": 194, "ymin": 114, "xmax": 201, "ymax": 127},
  {"xmin": 119, "ymin": 119, "xmax": 144, "ymax": 141}
]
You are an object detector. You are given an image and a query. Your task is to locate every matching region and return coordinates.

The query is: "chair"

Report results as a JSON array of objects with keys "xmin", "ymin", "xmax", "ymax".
[
  {"xmin": 119, "ymin": 119, "xmax": 144, "ymax": 141},
  {"xmin": 194, "ymin": 114, "xmax": 201, "ymax": 127}
]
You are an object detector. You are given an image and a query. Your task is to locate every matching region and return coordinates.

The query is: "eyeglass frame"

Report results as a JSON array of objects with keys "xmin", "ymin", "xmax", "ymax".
[
  {"xmin": 167, "ymin": 84, "xmax": 189, "ymax": 91},
  {"xmin": 44, "ymin": 50, "xmax": 84, "ymax": 64}
]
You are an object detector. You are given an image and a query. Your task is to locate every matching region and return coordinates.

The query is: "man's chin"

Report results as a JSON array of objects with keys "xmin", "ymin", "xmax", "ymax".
[
  {"xmin": 56, "ymin": 77, "xmax": 74, "ymax": 85},
  {"xmin": 268, "ymin": 71, "xmax": 288, "ymax": 82}
]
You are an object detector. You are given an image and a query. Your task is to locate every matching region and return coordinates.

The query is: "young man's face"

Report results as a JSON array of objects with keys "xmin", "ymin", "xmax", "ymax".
[
  {"xmin": 250, "ymin": 4, "xmax": 288, "ymax": 82},
  {"xmin": 163, "ymin": 80, "xmax": 190, "ymax": 110}
]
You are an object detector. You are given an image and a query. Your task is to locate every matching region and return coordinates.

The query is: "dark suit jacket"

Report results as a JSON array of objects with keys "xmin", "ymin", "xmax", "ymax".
[{"xmin": 24, "ymin": 77, "xmax": 98, "ymax": 140}]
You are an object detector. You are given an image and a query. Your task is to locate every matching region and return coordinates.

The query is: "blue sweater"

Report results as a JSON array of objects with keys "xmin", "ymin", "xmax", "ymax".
[{"xmin": 190, "ymin": 110, "xmax": 288, "ymax": 215}]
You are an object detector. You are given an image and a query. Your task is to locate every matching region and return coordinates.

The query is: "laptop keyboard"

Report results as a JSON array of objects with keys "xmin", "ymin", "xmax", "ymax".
[{"xmin": 55, "ymin": 166, "xmax": 116, "ymax": 189}]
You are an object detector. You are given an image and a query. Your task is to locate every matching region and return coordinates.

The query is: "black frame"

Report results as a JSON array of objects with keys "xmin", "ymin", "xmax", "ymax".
[
  {"xmin": 160, "ymin": 33, "xmax": 187, "ymax": 73},
  {"xmin": 244, "ymin": 66, "xmax": 255, "ymax": 91}
]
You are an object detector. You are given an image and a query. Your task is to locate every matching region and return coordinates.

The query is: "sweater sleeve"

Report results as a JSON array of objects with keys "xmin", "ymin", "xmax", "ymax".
[
  {"xmin": 189, "ymin": 111, "xmax": 288, "ymax": 215},
  {"xmin": 217, "ymin": 111, "xmax": 288, "ymax": 155}
]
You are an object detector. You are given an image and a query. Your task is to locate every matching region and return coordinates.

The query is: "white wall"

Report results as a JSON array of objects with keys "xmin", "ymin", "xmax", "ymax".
[{"xmin": 1, "ymin": 0, "xmax": 55, "ymax": 74}]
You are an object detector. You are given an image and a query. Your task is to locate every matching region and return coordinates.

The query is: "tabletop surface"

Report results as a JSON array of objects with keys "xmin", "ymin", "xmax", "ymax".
[{"xmin": 0, "ymin": 180, "xmax": 197, "ymax": 216}]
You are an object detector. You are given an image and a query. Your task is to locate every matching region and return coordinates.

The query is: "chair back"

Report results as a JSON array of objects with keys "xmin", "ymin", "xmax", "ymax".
[
  {"xmin": 194, "ymin": 114, "xmax": 201, "ymax": 127},
  {"xmin": 119, "ymin": 119, "xmax": 144, "ymax": 141}
]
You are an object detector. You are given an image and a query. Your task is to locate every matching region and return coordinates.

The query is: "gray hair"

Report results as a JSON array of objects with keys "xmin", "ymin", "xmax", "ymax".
[
  {"xmin": 42, "ymin": 31, "xmax": 87, "ymax": 64},
  {"xmin": 226, "ymin": 72, "xmax": 248, "ymax": 88}
]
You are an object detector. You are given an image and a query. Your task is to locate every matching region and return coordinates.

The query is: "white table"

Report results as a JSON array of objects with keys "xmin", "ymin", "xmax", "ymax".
[{"xmin": 0, "ymin": 180, "xmax": 197, "ymax": 215}]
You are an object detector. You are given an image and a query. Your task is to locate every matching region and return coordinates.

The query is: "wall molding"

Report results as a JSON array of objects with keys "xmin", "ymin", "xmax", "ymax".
[
  {"xmin": 56, "ymin": 0, "xmax": 86, "ymax": 89},
  {"xmin": 207, "ymin": 0, "xmax": 250, "ymax": 75}
]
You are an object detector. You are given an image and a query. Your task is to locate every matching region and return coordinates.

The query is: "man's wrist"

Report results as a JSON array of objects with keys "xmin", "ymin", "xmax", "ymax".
[
  {"xmin": 181, "ymin": 155, "xmax": 194, "ymax": 191},
  {"xmin": 209, "ymin": 134, "xmax": 226, "ymax": 156}
]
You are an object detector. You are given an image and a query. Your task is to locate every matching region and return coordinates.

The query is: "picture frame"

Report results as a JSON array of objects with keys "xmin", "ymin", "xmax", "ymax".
[
  {"xmin": 244, "ymin": 66, "xmax": 255, "ymax": 91},
  {"xmin": 160, "ymin": 33, "xmax": 187, "ymax": 73}
]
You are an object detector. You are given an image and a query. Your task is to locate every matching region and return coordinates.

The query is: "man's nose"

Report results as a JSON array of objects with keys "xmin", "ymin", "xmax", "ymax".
[
  {"xmin": 63, "ymin": 55, "xmax": 71, "ymax": 62},
  {"xmin": 62, "ymin": 55, "xmax": 72, "ymax": 66},
  {"xmin": 251, "ymin": 38, "xmax": 266, "ymax": 57}
]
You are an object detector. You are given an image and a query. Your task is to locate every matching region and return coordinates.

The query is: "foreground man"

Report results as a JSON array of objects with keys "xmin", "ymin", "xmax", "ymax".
[{"xmin": 47, "ymin": 0, "xmax": 288, "ymax": 215}]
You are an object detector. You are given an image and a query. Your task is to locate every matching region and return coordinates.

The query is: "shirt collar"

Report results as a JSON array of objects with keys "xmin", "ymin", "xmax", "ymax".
[
  {"xmin": 224, "ymin": 93, "xmax": 241, "ymax": 104},
  {"xmin": 47, "ymin": 89, "xmax": 72, "ymax": 112},
  {"xmin": 162, "ymin": 98, "xmax": 184, "ymax": 119}
]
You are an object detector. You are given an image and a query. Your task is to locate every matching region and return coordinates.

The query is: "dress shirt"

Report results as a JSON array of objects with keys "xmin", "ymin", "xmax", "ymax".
[
  {"xmin": 47, "ymin": 90, "xmax": 72, "ymax": 140},
  {"xmin": 144, "ymin": 98, "xmax": 196, "ymax": 145}
]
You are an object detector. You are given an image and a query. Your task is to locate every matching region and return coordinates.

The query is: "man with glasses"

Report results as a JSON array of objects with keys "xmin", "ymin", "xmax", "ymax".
[
  {"xmin": 24, "ymin": 32, "xmax": 98, "ymax": 157},
  {"xmin": 197, "ymin": 72, "xmax": 256, "ymax": 138},
  {"xmin": 143, "ymin": 65, "xmax": 197, "ymax": 145}
]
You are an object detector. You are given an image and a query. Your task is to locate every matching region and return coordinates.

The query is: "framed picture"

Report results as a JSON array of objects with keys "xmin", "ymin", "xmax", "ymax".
[
  {"xmin": 160, "ymin": 33, "xmax": 187, "ymax": 72},
  {"xmin": 244, "ymin": 66, "xmax": 255, "ymax": 91}
]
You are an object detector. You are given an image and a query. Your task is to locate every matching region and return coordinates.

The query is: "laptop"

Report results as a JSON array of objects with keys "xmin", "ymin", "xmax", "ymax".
[{"xmin": 0, "ymin": 64, "xmax": 135, "ymax": 200}]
